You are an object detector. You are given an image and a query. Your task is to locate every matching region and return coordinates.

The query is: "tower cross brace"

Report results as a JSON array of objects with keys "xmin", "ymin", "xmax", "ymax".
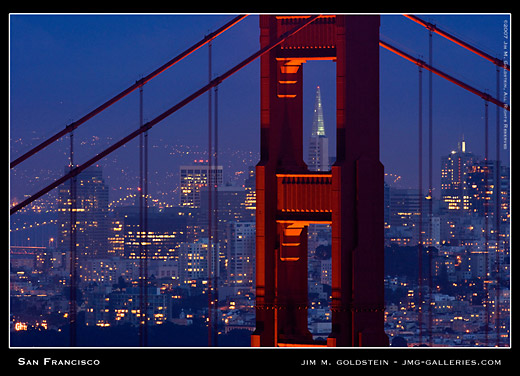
[{"xmin": 252, "ymin": 15, "xmax": 389, "ymax": 347}]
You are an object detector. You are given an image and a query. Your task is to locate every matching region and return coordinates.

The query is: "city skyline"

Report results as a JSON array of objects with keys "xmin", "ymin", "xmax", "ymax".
[
  {"xmin": 10, "ymin": 132, "xmax": 511, "ymax": 348},
  {"xmin": 9, "ymin": 133, "xmax": 506, "ymax": 212},
  {"xmin": 9, "ymin": 13, "xmax": 510, "ymax": 352},
  {"xmin": 10, "ymin": 14, "xmax": 510, "ymax": 201}
]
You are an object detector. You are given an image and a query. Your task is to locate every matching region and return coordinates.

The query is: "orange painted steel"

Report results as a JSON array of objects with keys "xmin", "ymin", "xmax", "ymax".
[{"xmin": 252, "ymin": 15, "xmax": 388, "ymax": 348}]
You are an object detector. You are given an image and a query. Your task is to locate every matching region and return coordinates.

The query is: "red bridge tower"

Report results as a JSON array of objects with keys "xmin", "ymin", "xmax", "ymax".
[{"xmin": 252, "ymin": 15, "xmax": 389, "ymax": 347}]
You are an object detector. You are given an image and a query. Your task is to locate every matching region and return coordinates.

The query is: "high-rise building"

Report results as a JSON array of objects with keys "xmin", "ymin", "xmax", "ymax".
[
  {"xmin": 466, "ymin": 160, "xmax": 509, "ymax": 220},
  {"xmin": 308, "ymin": 86, "xmax": 329, "ymax": 171},
  {"xmin": 388, "ymin": 188, "xmax": 421, "ymax": 228},
  {"xmin": 200, "ymin": 185, "xmax": 248, "ymax": 223},
  {"xmin": 200, "ymin": 184, "xmax": 249, "ymax": 276},
  {"xmin": 178, "ymin": 238, "xmax": 219, "ymax": 285},
  {"xmin": 117, "ymin": 208, "xmax": 187, "ymax": 260},
  {"xmin": 307, "ymin": 86, "xmax": 332, "ymax": 258},
  {"xmin": 385, "ymin": 187, "xmax": 421, "ymax": 246},
  {"xmin": 244, "ymin": 166, "xmax": 256, "ymax": 216},
  {"xmin": 440, "ymin": 138, "xmax": 477, "ymax": 213},
  {"xmin": 179, "ymin": 160, "xmax": 223, "ymax": 208},
  {"xmin": 57, "ymin": 165, "xmax": 109, "ymax": 258},
  {"xmin": 440, "ymin": 139, "xmax": 510, "ymax": 250},
  {"xmin": 225, "ymin": 221, "xmax": 255, "ymax": 289}
]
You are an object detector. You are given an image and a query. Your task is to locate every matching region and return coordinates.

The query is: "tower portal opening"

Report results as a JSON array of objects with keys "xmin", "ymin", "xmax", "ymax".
[
  {"xmin": 303, "ymin": 61, "xmax": 336, "ymax": 172},
  {"xmin": 253, "ymin": 15, "xmax": 388, "ymax": 347}
]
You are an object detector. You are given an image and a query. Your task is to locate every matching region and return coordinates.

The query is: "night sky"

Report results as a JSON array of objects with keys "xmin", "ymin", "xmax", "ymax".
[{"xmin": 9, "ymin": 13, "xmax": 511, "ymax": 207}]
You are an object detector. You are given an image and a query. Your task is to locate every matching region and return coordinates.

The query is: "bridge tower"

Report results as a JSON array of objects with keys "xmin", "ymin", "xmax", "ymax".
[{"xmin": 252, "ymin": 15, "xmax": 389, "ymax": 347}]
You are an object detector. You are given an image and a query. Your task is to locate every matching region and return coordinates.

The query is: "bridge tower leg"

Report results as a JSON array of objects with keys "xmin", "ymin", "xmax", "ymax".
[
  {"xmin": 328, "ymin": 15, "xmax": 388, "ymax": 347},
  {"xmin": 252, "ymin": 15, "xmax": 388, "ymax": 347}
]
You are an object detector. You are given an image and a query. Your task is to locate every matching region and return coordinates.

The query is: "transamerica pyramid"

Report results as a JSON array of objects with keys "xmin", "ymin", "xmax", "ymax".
[{"xmin": 308, "ymin": 86, "xmax": 329, "ymax": 171}]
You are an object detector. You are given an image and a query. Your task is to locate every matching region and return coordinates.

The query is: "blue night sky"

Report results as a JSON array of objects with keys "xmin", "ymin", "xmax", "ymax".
[{"xmin": 9, "ymin": 13, "xmax": 511, "ymax": 204}]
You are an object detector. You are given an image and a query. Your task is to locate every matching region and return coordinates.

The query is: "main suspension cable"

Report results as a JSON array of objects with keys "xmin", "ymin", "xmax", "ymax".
[
  {"xmin": 379, "ymin": 40, "xmax": 510, "ymax": 111},
  {"xmin": 10, "ymin": 15, "xmax": 321, "ymax": 215},
  {"xmin": 10, "ymin": 15, "xmax": 248, "ymax": 169},
  {"xmin": 403, "ymin": 14, "xmax": 510, "ymax": 71}
]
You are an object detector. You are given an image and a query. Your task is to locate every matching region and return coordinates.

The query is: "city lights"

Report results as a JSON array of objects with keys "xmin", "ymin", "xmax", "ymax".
[{"xmin": 9, "ymin": 14, "xmax": 510, "ymax": 350}]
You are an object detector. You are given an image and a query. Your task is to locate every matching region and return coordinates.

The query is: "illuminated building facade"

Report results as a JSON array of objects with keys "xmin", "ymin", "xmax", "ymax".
[
  {"xmin": 120, "ymin": 209, "xmax": 187, "ymax": 260},
  {"xmin": 84, "ymin": 286, "xmax": 168, "ymax": 327},
  {"xmin": 178, "ymin": 239, "xmax": 219, "ymax": 285},
  {"xmin": 440, "ymin": 141, "xmax": 510, "ymax": 250},
  {"xmin": 466, "ymin": 160, "xmax": 510, "ymax": 221},
  {"xmin": 440, "ymin": 139, "xmax": 476, "ymax": 213},
  {"xmin": 200, "ymin": 185, "xmax": 248, "ymax": 223},
  {"xmin": 179, "ymin": 161, "xmax": 223, "ymax": 208},
  {"xmin": 244, "ymin": 166, "xmax": 256, "ymax": 216},
  {"xmin": 225, "ymin": 221, "xmax": 255, "ymax": 289},
  {"xmin": 388, "ymin": 188, "xmax": 420, "ymax": 228},
  {"xmin": 57, "ymin": 166, "xmax": 109, "ymax": 259}
]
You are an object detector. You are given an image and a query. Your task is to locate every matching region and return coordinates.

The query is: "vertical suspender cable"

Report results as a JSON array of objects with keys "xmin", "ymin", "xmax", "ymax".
[
  {"xmin": 484, "ymin": 99, "xmax": 489, "ymax": 346},
  {"xmin": 403, "ymin": 15, "xmax": 510, "ymax": 71},
  {"xmin": 418, "ymin": 65, "xmax": 424, "ymax": 346},
  {"xmin": 139, "ymin": 84, "xmax": 148, "ymax": 347},
  {"xmin": 213, "ymin": 84, "xmax": 219, "ymax": 347},
  {"xmin": 69, "ymin": 128, "xmax": 77, "ymax": 347},
  {"xmin": 495, "ymin": 67, "xmax": 501, "ymax": 347},
  {"xmin": 144, "ymin": 86, "xmax": 149, "ymax": 346},
  {"xmin": 428, "ymin": 29, "xmax": 434, "ymax": 347},
  {"xmin": 207, "ymin": 40, "xmax": 214, "ymax": 347},
  {"xmin": 139, "ymin": 86, "xmax": 143, "ymax": 346},
  {"xmin": 378, "ymin": 40, "xmax": 509, "ymax": 111},
  {"xmin": 10, "ymin": 15, "xmax": 248, "ymax": 170},
  {"xmin": 9, "ymin": 15, "xmax": 321, "ymax": 217}
]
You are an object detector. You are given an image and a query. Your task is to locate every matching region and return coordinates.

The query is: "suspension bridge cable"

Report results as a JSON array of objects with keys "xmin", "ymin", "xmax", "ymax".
[
  {"xmin": 10, "ymin": 15, "xmax": 248, "ymax": 169},
  {"xmin": 207, "ymin": 40, "xmax": 214, "ymax": 347},
  {"xmin": 213, "ymin": 83, "xmax": 219, "ymax": 347},
  {"xmin": 379, "ymin": 40, "xmax": 510, "ymax": 111},
  {"xmin": 428, "ymin": 29, "xmax": 433, "ymax": 347},
  {"xmin": 138, "ymin": 84, "xmax": 149, "ymax": 347},
  {"xmin": 495, "ymin": 66, "xmax": 501, "ymax": 347},
  {"xmin": 417, "ymin": 65, "xmax": 423, "ymax": 345},
  {"xmin": 403, "ymin": 14, "xmax": 510, "ymax": 71},
  {"xmin": 482, "ymin": 99, "xmax": 490, "ymax": 347},
  {"xmin": 10, "ymin": 15, "xmax": 321, "ymax": 215},
  {"xmin": 69, "ymin": 127, "xmax": 77, "ymax": 347}
]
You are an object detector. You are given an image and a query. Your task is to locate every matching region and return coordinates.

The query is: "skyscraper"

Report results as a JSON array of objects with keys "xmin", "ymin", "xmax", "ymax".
[
  {"xmin": 178, "ymin": 239, "xmax": 219, "ymax": 285},
  {"xmin": 225, "ymin": 221, "xmax": 255, "ymax": 290},
  {"xmin": 179, "ymin": 160, "xmax": 223, "ymax": 208},
  {"xmin": 57, "ymin": 165, "xmax": 109, "ymax": 259},
  {"xmin": 307, "ymin": 86, "xmax": 332, "ymax": 292},
  {"xmin": 440, "ymin": 138, "xmax": 477, "ymax": 213},
  {"xmin": 243, "ymin": 166, "xmax": 256, "ymax": 217},
  {"xmin": 119, "ymin": 208, "xmax": 187, "ymax": 260},
  {"xmin": 308, "ymin": 86, "xmax": 329, "ymax": 171}
]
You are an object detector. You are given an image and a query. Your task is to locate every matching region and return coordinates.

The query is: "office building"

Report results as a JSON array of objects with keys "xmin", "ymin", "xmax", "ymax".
[
  {"xmin": 179, "ymin": 161, "xmax": 223, "ymax": 208},
  {"xmin": 57, "ymin": 165, "xmax": 109, "ymax": 259},
  {"xmin": 119, "ymin": 208, "xmax": 187, "ymax": 260},
  {"xmin": 178, "ymin": 239, "xmax": 219, "ymax": 285},
  {"xmin": 466, "ymin": 160, "xmax": 509, "ymax": 220},
  {"xmin": 225, "ymin": 222, "xmax": 255, "ymax": 289},
  {"xmin": 243, "ymin": 166, "xmax": 256, "ymax": 217},
  {"xmin": 440, "ymin": 138, "xmax": 477, "ymax": 213}
]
